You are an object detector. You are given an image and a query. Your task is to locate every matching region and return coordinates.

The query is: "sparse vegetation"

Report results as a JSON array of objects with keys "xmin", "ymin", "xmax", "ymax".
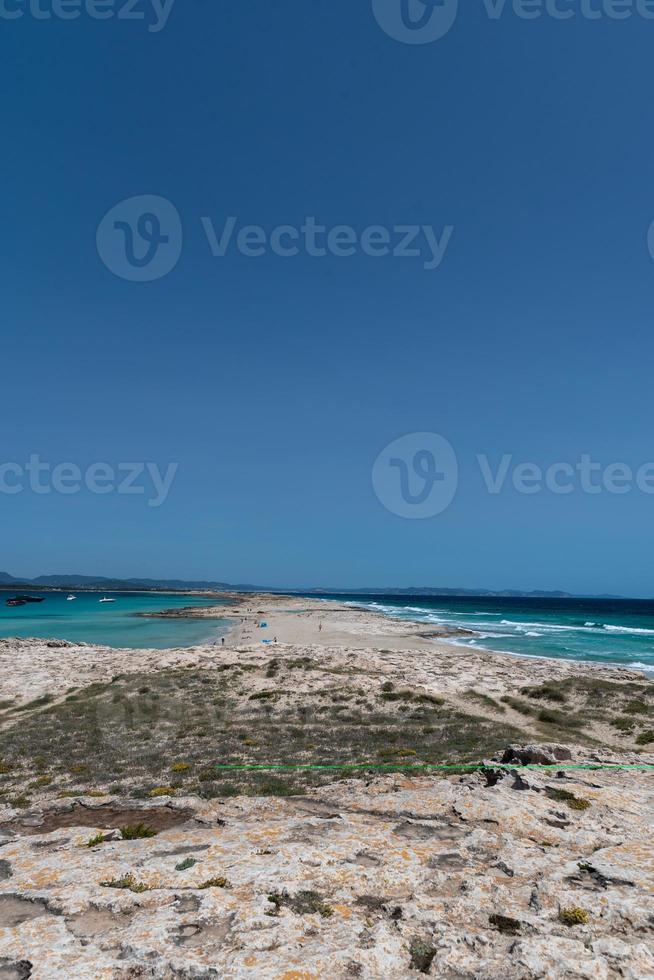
[
  {"xmin": 464, "ymin": 690, "xmax": 506, "ymax": 712},
  {"xmin": 8, "ymin": 795, "xmax": 31, "ymax": 808},
  {"xmin": 14, "ymin": 694, "xmax": 54, "ymax": 712},
  {"xmin": 559, "ymin": 906, "xmax": 589, "ymax": 926},
  {"xmin": 267, "ymin": 889, "xmax": 333, "ymax": 917},
  {"xmin": 624, "ymin": 700, "xmax": 648, "ymax": 715},
  {"xmin": 198, "ymin": 876, "xmax": 229, "ymax": 889},
  {"xmin": 500, "ymin": 696, "xmax": 535, "ymax": 716},
  {"xmin": 28, "ymin": 775, "xmax": 52, "ymax": 788},
  {"xmin": 120, "ymin": 823, "xmax": 156, "ymax": 840},
  {"xmin": 100, "ymin": 872, "xmax": 149, "ymax": 893},
  {"xmin": 521, "ymin": 684, "xmax": 567, "ymax": 704},
  {"xmin": 516, "ymin": 677, "xmax": 654, "ymax": 742},
  {"xmin": 537, "ymin": 708, "xmax": 583, "ymax": 728},
  {"xmin": 175, "ymin": 857, "xmax": 197, "ymax": 871},
  {"xmin": 611, "ymin": 717, "xmax": 636, "ymax": 732},
  {"xmin": 546, "ymin": 788, "xmax": 591, "ymax": 811},
  {"xmin": 408, "ymin": 939, "xmax": 437, "ymax": 973},
  {"xmin": 3, "ymin": 662, "xmax": 626, "ymax": 804}
]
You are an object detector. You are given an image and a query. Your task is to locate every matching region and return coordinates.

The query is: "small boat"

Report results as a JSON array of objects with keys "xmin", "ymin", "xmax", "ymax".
[
  {"xmin": 99, "ymin": 597, "xmax": 116, "ymax": 603},
  {"xmin": 6, "ymin": 598, "xmax": 27, "ymax": 607},
  {"xmin": 14, "ymin": 595, "xmax": 45, "ymax": 603},
  {"xmin": 66, "ymin": 595, "xmax": 77, "ymax": 601}
]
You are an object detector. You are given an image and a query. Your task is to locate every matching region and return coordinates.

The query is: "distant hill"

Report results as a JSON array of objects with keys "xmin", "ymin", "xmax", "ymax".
[
  {"xmin": 308, "ymin": 587, "xmax": 577, "ymax": 598},
  {"xmin": 0, "ymin": 572, "xmax": 237, "ymax": 592},
  {"xmin": 0, "ymin": 572, "xmax": 628, "ymax": 599}
]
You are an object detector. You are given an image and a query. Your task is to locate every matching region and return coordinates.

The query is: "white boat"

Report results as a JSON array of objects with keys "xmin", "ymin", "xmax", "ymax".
[
  {"xmin": 99, "ymin": 597, "xmax": 116, "ymax": 603},
  {"xmin": 66, "ymin": 595, "xmax": 77, "ymax": 601}
]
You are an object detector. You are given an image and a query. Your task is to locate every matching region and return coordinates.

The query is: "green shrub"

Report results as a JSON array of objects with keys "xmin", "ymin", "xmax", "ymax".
[
  {"xmin": 537, "ymin": 708, "xmax": 582, "ymax": 728},
  {"xmin": 624, "ymin": 700, "xmax": 648, "ymax": 715},
  {"xmin": 611, "ymin": 717, "xmax": 636, "ymax": 731},
  {"xmin": 100, "ymin": 872, "xmax": 148, "ymax": 893},
  {"xmin": 409, "ymin": 940, "xmax": 437, "ymax": 974},
  {"xmin": 120, "ymin": 823, "xmax": 156, "ymax": 840},
  {"xmin": 559, "ymin": 906, "xmax": 589, "ymax": 926},
  {"xmin": 522, "ymin": 684, "xmax": 567, "ymax": 703},
  {"xmin": 546, "ymin": 788, "xmax": 590, "ymax": 811}
]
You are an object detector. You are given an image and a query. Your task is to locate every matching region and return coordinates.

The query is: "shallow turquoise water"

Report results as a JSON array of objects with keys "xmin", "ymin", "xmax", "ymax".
[{"xmin": 0, "ymin": 591, "xmax": 229, "ymax": 649}]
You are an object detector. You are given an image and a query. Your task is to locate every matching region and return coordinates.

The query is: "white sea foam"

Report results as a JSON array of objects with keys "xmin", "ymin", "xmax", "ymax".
[
  {"xmin": 348, "ymin": 599, "xmax": 654, "ymax": 668},
  {"xmin": 603, "ymin": 624, "xmax": 654, "ymax": 635}
]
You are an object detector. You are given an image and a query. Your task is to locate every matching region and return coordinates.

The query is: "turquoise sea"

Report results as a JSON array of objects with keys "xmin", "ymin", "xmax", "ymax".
[
  {"xmin": 322, "ymin": 593, "xmax": 654, "ymax": 674},
  {"xmin": 0, "ymin": 591, "xmax": 230, "ymax": 649},
  {"xmin": 2, "ymin": 588, "xmax": 654, "ymax": 672}
]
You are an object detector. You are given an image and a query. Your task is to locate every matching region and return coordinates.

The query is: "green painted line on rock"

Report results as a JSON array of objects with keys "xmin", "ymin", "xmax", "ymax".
[{"xmin": 212, "ymin": 762, "xmax": 654, "ymax": 771}]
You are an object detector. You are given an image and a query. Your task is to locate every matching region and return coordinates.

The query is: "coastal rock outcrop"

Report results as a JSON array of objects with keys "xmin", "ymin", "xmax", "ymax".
[{"xmin": 0, "ymin": 744, "xmax": 652, "ymax": 979}]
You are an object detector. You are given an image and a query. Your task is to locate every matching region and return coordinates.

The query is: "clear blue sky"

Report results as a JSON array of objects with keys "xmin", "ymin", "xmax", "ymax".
[{"xmin": 3, "ymin": 3, "xmax": 654, "ymax": 595}]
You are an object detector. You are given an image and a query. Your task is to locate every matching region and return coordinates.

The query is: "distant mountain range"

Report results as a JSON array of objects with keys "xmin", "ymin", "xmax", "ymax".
[{"xmin": 0, "ymin": 572, "xmax": 625, "ymax": 599}]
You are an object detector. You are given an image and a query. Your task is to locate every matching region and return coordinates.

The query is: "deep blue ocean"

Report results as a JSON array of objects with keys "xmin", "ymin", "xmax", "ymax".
[
  {"xmin": 0, "ymin": 591, "xmax": 230, "ymax": 649},
  {"xmin": 320, "ymin": 593, "xmax": 654, "ymax": 674}
]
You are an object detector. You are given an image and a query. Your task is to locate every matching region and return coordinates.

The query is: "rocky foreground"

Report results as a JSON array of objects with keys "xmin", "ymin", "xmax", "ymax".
[
  {"xmin": 0, "ymin": 742, "xmax": 653, "ymax": 979},
  {"xmin": 1, "ymin": 608, "xmax": 653, "ymax": 978}
]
